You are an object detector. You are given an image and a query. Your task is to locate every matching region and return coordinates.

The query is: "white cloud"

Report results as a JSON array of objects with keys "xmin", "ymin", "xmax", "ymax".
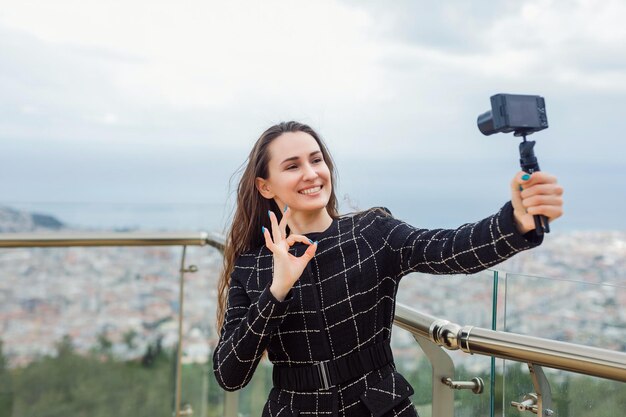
[
  {"xmin": 19, "ymin": 105, "xmax": 40, "ymax": 115},
  {"xmin": 0, "ymin": 0, "xmax": 624, "ymax": 229},
  {"xmin": 99, "ymin": 113, "xmax": 119, "ymax": 125},
  {"xmin": 0, "ymin": 0, "xmax": 625, "ymax": 156},
  {"xmin": 0, "ymin": 0, "xmax": 389, "ymax": 109},
  {"xmin": 481, "ymin": 0, "xmax": 626, "ymax": 91},
  {"xmin": 365, "ymin": 0, "xmax": 626, "ymax": 93}
]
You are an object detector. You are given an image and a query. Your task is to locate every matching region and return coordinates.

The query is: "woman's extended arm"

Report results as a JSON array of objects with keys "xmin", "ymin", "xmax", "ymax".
[{"xmin": 371, "ymin": 171, "xmax": 563, "ymax": 279}]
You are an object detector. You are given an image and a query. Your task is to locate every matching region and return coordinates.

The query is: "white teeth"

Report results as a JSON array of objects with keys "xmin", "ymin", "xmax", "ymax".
[{"xmin": 300, "ymin": 186, "xmax": 321, "ymax": 195}]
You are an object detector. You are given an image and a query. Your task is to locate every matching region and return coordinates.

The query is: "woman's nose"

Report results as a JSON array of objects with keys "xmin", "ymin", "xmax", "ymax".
[{"xmin": 302, "ymin": 163, "xmax": 318, "ymax": 180}]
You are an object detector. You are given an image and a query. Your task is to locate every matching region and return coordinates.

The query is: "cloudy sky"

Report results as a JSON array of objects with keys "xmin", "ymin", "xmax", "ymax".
[{"xmin": 1, "ymin": 0, "xmax": 625, "ymax": 231}]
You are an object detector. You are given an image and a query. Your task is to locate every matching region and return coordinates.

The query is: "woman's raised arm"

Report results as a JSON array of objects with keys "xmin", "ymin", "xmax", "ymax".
[{"xmin": 212, "ymin": 261, "xmax": 294, "ymax": 391}]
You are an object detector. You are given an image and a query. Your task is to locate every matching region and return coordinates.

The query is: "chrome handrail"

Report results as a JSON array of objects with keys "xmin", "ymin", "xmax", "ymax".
[
  {"xmin": 0, "ymin": 231, "xmax": 224, "ymax": 250},
  {"xmin": 394, "ymin": 304, "xmax": 626, "ymax": 383}
]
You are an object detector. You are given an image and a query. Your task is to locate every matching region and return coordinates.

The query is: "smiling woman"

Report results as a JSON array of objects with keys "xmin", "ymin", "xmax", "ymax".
[
  {"xmin": 255, "ymin": 131, "xmax": 334, "ymax": 236},
  {"xmin": 212, "ymin": 121, "xmax": 564, "ymax": 417}
]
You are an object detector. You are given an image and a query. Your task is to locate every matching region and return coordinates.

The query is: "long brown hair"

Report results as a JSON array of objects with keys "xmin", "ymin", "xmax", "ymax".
[{"xmin": 216, "ymin": 121, "xmax": 340, "ymax": 335}]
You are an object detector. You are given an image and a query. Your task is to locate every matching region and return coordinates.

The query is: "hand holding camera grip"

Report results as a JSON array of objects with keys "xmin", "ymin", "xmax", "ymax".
[{"xmin": 519, "ymin": 140, "xmax": 550, "ymax": 236}]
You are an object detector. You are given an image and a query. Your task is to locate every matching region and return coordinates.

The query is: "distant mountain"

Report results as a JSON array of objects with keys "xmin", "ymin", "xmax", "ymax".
[{"xmin": 0, "ymin": 206, "xmax": 65, "ymax": 232}]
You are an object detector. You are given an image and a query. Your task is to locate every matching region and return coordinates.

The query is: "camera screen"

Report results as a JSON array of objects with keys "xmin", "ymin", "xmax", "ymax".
[{"xmin": 507, "ymin": 96, "xmax": 540, "ymax": 127}]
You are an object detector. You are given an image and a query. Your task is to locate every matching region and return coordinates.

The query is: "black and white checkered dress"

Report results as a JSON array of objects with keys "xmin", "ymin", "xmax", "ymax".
[{"xmin": 213, "ymin": 203, "xmax": 542, "ymax": 416}]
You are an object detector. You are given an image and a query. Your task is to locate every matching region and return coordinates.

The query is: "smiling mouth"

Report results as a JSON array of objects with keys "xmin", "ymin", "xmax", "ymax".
[{"xmin": 299, "ymin": 185, "xmax": 322, "ymax": 195}]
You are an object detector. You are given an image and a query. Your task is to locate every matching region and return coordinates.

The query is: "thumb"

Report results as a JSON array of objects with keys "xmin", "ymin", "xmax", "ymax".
[{"xmin": 510, "ymin": 172, "xmax": 527, "ymax": 211}]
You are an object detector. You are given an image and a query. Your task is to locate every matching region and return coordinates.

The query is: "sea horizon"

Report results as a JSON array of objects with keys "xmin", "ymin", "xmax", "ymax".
[{"xmin": 2, "ymin": 195, "xmax": 622, "ymax": 234}]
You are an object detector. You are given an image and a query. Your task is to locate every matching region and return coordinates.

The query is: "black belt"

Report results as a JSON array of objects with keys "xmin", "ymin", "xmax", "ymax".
[{"xmin": 272, "ymin": 340, "xmax": 394, "ymax": 391}]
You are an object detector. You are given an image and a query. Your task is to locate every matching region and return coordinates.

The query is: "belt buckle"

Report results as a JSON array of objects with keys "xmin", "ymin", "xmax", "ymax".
[{"xmin": 315, "ymin": 360, "xmax": 335, "ymax": 390}]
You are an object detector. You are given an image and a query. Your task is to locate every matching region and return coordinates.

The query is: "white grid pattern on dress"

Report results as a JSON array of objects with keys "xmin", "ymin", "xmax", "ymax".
[{"xmin": 213, "ymin": 202, "xmax": 541, "ymax": 416}]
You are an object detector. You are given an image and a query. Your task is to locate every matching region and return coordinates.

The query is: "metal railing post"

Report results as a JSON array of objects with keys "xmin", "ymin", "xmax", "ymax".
[
  {"xmin": 412, "ymin": 334, "xmax": 455, "ymax": 417},
  {"xmin": 224, "ymin": 391, "xmax": 239, "ymax": 417}
]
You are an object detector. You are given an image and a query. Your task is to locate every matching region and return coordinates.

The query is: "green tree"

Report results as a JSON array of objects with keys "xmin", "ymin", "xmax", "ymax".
[
  {"xmin": 95, "ymin": 331, "xmax": 113, "ymax": 357},
  {"xmin": 0, "ymin": 340, "xmax": 14, "ymax": 417},
  {"xmin": 8, "ymin": 334, "xmax": 176, "ymax": 417},
  {"xmin": 55, "ymin": 334, "xmax": 75, "ymax": 356},
  {"xmin": 122, "ymin": 329, "xmax": 138, "ymax": 350}
]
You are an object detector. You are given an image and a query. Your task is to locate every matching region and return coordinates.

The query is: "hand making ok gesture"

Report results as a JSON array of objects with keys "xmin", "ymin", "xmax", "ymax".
[{"xmin": 263, "ymin": 207, "xmax": 317, "ymax": 301}]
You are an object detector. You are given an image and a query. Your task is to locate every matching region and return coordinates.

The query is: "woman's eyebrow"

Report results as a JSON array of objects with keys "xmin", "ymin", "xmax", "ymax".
[{"xmin": 280, "ymin": 151, "xmax": 322, "ymax": 164}]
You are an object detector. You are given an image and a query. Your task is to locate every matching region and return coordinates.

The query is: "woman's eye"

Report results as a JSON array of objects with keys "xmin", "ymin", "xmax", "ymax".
[
  {"xmin": 286, "ymin": 165, "xmax": 297, "ymax": 170},
  {"xmin": 312, "ymin": 158, "xmax": 323, "ymax": 164}
]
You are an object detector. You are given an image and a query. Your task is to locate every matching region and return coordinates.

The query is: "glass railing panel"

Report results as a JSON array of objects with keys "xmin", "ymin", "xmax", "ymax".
[
  {"xmin": 391, "ymin": 326, "xmax": 433, "ymax": 417},
  {"xmin": 231, "ymin": 359, "xmax": 274, "ymax": 417},
  {"xmin": 499, "ymin": 272, "xmax": 626, "ymax": 416},
  {"xmin": 396, "ymin": 270, "xmax": 498, "ymax": 417},
  {"xmin": 0, "ymin": 202, "xmax": 229, "ymax": 416},
  {"xmin": 501, "ymin": 272, "xmax": 625, "ymax": 350},
  {"xmin": 397, "ymin": 270, "xmax": 498, "ymax": 328},
  {"xmin": 177, "ymin": 243, "xmax": 284, "ymax": 417},
  {"xmin": 0, "ymin": 244, "xmax": 189, "ymax": 416},
  {"xmin": 499, "ymin": 363, "xmax": 626, "ymax": 417},
  {"xmin": 177, "ymin": 244, "xmax": 225, "ymax": 417}
]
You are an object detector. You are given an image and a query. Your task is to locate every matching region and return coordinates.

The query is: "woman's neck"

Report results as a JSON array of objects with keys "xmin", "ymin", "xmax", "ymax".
[{"xmin": 288, "ymin": 209, "xmax": 334, "ymax": 235}]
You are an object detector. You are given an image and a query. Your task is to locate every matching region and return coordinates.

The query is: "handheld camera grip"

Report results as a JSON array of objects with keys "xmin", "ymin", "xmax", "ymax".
[{"xmin": 519, "ymin": 140, "xmax": 550, "ymax": 236}]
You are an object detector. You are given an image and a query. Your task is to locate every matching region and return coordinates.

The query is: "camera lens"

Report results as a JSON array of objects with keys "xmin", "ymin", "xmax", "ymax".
[{"xmin": 477, "ymin": 110, "xmax": 495, "ymax": 135}]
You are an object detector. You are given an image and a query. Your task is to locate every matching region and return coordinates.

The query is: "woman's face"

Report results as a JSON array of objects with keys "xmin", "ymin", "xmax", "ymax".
[{"xmin": 256, "ymin": 131, "xmax": 332, "ymax": 214}]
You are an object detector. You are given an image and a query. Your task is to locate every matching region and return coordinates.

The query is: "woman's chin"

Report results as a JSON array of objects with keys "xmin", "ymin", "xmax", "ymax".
[{"xmin": 290, "ymin": 200, "xmax": 329, "ymax": 213}]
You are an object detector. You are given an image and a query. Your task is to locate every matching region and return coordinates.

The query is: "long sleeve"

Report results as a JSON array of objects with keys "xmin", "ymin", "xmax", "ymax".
[
  {"xmin": 370, "ymin": 201, "xmax": 543, "ymax": 279},
  {"xmin": 212, "ymin": 263, "xmax": 295, "ymax": 391}
]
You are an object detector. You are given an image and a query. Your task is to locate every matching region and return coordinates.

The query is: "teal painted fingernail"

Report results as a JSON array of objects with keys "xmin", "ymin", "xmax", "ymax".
[
  {"xmin": 314, "ymin": 241, "xmax": 318, "ymax": 245},
  {"xmin": 268, "ymin": 210, "xmax": 271, "ymax": 218},
  {"xmin": 519, "ymin": 185, "xmax": 523, "ymax": 191},
  {"xmin": 522, "ymin": 174, "xmax": 531, "ymax": 181},
  {"xmin": 283, "ymin": 205, "xmax": 288, "ymax": 213},
  {"xmin": 262, "ymin": 226, "xmax": 266, "ymax": 234},
  {"xmin": 308, "ymin": 239, "xmax": 314, "ymax": 244}
]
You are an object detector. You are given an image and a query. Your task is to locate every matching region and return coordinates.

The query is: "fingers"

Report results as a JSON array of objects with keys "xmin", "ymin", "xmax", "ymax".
[
  {"xmin": 303, "ymin": 240, "xmax": 318, "ymax": 260},
  {"xmin": 521, "ymin": 183, "xmax": 564, "ymax": 198},
  {"xmin": 514, "ymin": 171, "xmax": 558, "ymax": 189},
  {"xmin": 286, "ymin": 234, "xmax": 317, "ymax": 259},
  {"xmin": 285, "ymin": 234, "xmax": 314, "ymax": 247},
  {"xmin": 265, "ymin": 208, "xmax": 318, "ymax": 261},
  {"xmin": 521, "ymin": 194, "xmax": 563, "ymax": 209},
  {"xmin": 523, "ymin": 171, "xmax": 557, "ymax": 184},
  {"xmin": 512, "ymin": 172, "xmax": 562, "ymax": 196},
  {"xmin": 268, "ymin": 210, "xmax": 281, "ymax": 243},
  {"xmin": 527, "ymin": 205, "xmax": 563, "ymax": 221},
  {"xmin": 511, "ymin": 171, "xmax": 564, "ymax": 224},
  {"xmin": 269, "ymin": 206, "xmax": 292, "ymax": 242},
  {"xmin": 262, "ymin": 226, "xmax": 274, "ymax": 250},
  {"xmin": 279, "ymin": 206, "xmax": 290, "ymax": 238}
]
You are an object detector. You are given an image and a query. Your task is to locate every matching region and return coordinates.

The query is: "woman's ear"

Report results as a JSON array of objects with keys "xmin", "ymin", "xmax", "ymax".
[{"xmin": 255, "ymin": 177, "xmax": 274, "ymax": 199}]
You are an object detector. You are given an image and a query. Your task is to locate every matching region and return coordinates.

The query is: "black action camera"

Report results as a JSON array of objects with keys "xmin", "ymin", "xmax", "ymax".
[
  {"xmin": 477, "ymin": 93, "xmax": 551, "ymax": 236},
  {"xmin": 477, "ymin": 94, "xmax": 548, "ymax": 136}
]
